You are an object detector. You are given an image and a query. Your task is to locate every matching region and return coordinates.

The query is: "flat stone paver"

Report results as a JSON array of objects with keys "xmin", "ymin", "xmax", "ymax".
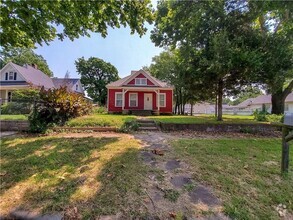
[
  {"xmin": 170, "ymin": 175, "xmax": 192, "ymax": 188},
  {"xmin": 140, "ymin": 151, "xmax": 155, "ymax": 163},
  {"xmin": 165, "ymin": 159, "xmax": 180, "ymax": 170},
  {"xmin": 189, "ymin": 185, "xmax": 220, "ymax": 206}
]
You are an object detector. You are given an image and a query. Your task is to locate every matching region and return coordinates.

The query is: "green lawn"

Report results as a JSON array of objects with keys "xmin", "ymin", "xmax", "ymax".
[
  {"xmin": 66, "ymin": 114, "xmax": 137, "ymax": 128},
  {"xmin": 172, "ymin": 138, "xmax": 293, "ymax": 219},
  {"xmin": 0, "ymin": 114, "xmax": 28, "ymax": 120},
  {"xmin": 148, "ymin": 114, "xmax": 263, "ymax": 124},
  {"xmin": 0, "ymin": 135, "xmax": 146, "ymax": 218}
]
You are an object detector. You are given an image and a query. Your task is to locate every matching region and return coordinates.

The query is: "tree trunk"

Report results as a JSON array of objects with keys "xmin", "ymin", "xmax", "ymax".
[
  {"xmin": 271, "ymin": 91, "xmax": 284, "ymax": 114},
  {"xmin": 215, "ymin": 94, "xmax": 218, "ymax": 118},
  {"xmin": 217, "ymin": 80, "xmax": 223, "ymax": 121},
  {"xmin": 271, "ymin": 79, "xmax": 293, "ymax": 114},
  {"xmin": 190, "ymin": 103, "xmax": 193, "ymax": 116}
]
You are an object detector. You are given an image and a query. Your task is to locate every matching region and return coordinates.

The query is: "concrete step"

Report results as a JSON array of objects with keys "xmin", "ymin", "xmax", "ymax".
[
  {"xmin": 138, "ymin": 126, "xmax": 158, "ymax": 131},
  {"xmin": 138, "ymin": 122, "xmax": 156, "ymax": 127}
]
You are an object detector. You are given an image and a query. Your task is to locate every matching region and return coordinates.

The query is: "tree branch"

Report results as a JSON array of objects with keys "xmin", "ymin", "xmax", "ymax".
[{"xmin": 282, "ymin": 79, "xmax": 293, "ymax": 98}]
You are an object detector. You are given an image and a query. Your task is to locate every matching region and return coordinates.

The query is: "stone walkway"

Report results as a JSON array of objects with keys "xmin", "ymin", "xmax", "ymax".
[{"xmin": 134, "ymin": 132, "xmax": 229, "ymax": 220}]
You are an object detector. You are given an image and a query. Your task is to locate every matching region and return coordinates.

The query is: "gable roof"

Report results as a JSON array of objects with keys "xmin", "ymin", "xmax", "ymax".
[
  {"xmin": 52, "ymin": 78, "xmax": 80, "ymax": 88},
  {"xmin": 7, "ymin": 62, "xmax": 55, "ymax": 89},
  {"xmin": 236, "ymin": 92, "xmax": 293, "ymax": 108},
  {"xmin": 106, "ymin": 69, "xmax": 172, "ymax": 88}
]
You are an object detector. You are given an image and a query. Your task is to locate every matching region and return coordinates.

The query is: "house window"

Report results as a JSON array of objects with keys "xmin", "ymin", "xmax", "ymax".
[
  {"xmin": 129, "ymin": 93, "xmax": 138, "ymax": 107},
  {"xmin": 6, "ymin": 72, "xmax": 16, "ymax": 80},
  {"xmin": 115, "ymin": 92, "xmax": 122, "ymax": 107},
  {"xmin": 135, "ymin": 78, "xmax": 147, "ymax": 85},
  {"xmin": 76, "ymin": 84, "xmax": 78, "ymax": 91},
  {"xmin": 159, "ymin": 93, "xmax": 166, "ymax": 107}
]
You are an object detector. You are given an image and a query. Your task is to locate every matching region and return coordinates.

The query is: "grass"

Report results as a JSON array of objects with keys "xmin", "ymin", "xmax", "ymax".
[
  {"xmin": 148, "ymin": 114, "xmax": 263, "ymax": 124},
  {"xmin": 0, "ymin": 134, "xmax": 147, "ymax": 218},
  {"xmin": 172, "ymin": 138, "xmax": 293, "ymax": 219},
  {"xmin": 66, "ymin": 114, "xmax": 137, "ymax": 128},
  {"xmin": 0, "ymin": 114, "xmax": 28, "ymax": 120}
]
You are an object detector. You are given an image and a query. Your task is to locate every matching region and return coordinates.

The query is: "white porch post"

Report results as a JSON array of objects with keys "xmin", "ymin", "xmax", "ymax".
[
  {"xmin": 156, "ymin": 90, "xmax": 160, "ymax": 112},
  {"xmin": 122, "ymin": 89, "xmax": 125, "ymax": 110},
  {"xmin": 5, "ymin": 90, "xmax": 8, "ymax": 103}
]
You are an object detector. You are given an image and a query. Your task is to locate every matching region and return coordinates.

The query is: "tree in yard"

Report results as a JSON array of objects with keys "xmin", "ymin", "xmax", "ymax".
[
  {"xmin": 0, "ymin": 47, "xmax": 53, "ymax": 77},
  {"xmin": 151, "ymin": 0, "xmax": 260, "ymax": 120},
  {"xmin": 1, "ymin": 0, "xmax": 153, "ymax": 48},
  {"xmin": 75, "ymin": 57, "xmax": 119, "ymax": 105},
  {"xmin": 231, "ymin": 86, "xmax": 263, "ymax": 105},
  {"xmin": 248, "ymin": 1, "xmax": 293, "ymax": 114}
]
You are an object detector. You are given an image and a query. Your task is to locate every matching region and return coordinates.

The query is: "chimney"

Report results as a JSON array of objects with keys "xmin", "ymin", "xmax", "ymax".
[{"xmin": 31, "ymin": 63, "xmax": 38, "ymax": 69}]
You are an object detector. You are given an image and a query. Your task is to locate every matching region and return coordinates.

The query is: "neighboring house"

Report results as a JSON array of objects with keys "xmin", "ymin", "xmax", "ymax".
[
  {"xmin": 106, "ymin": 69, "xmax": 173, "ymax": 114},
  {"xmin": 185, "ymin": 102, "xmax": 231, "ymax": 115},
  {"xmin": 0, "ymin": 62, "xmax": 84, "ymax": 103},
  {"xmin": 51, "ymin": 78, "xmax": 84, "ymax": 94},
  {"xmin": 234, "ymin": 93, "xmax": 293, "ymax": 114}
]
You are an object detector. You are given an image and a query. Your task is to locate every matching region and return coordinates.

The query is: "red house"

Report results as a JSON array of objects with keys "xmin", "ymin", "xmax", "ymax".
[{"xmin": 106, "ymin": 70, "xmax": 173, "ymax": 115}]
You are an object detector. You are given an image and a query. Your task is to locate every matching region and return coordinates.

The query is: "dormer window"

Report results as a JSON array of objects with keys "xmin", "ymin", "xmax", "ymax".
[
  {"xmin": 5, "ymin": 72, "xmax": 17, "ymax": 80},
  {"xmin": 135, "ymin": 78, "xmax": 147, "ymax": 85}
]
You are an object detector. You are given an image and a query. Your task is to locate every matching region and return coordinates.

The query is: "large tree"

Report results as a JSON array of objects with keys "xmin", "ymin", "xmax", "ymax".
[
  {"xmin": 75, "ymin": 57, "xmax": 119, "ymax": 105},
  {"xmin": 248, "ymin": 1, "xmax": 293, "ymax": 114},
  {"xmin": 0, "ymin": 47, "xmax": 53, "ymax": 76},
  {"xmin": 0, "ymin": 0, "xmax": 153, "ymax": 48},
  {"xmin": 151, "ymin": 0, "xmax": 259, "ymax": 120}
]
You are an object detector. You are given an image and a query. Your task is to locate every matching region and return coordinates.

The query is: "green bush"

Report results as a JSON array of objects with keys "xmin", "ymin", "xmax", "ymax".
[
  {"xmin": 29, "ymin": 86, "xmax": 92, "ymax": 133},
  {"xmin": 253, "ymin": 109, "xmax": 283, "ymax": 123},
  {"xmin": 119, "ymin": 121, "xmax": 139, "ymax": 133},
  {"xmin": 1, "ymin": 102, "xmax": 33, "ymax": 114},
  {"xmin": 93, "ymin": 106, "xmax": 107, "ymax": 114}
]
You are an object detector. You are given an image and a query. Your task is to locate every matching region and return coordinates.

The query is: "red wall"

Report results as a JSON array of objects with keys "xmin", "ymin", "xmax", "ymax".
[
  {"xmin": 108, "ymin": 89, "xmax": 173, "ymax": 113},
  {"xmin": 127, "ymin": 73, "xmax": 155, "ymax": 86},
  {"xmin": 108, "ymin": 89, "xmax": 122, "ymax": 112}
]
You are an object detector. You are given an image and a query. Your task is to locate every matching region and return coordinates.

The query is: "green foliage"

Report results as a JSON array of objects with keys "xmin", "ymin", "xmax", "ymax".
[
  {"xmin": 93, "ymin": 106, "xmax": 107, "ymax": 114},
  {"xmin": 163, "ymin": 189, "xmax": 180, "ymax": 203},
  {"xmin": 1, "ymin": 48, "xmax": 53, "ymax": 76},
  {"xmin": 0, "ymin": 1, "xmax": 153, "ymax": 48},
  {"xmin": 253, "ymin": 110, "xmax": 283, "ymax": 123},
  {"xmin": 119, "ymin": 121, "xmax": 139, "ymax": 133},
  {"xmin": 29, "ymin": 87, "xmax": 92, "ymax": 133},
  {"xmin": 231, "ymin": 86, "xmax": 263, "ymax": 105},
  {"xmin": 1, "ymin": 102, "xmax": 32, "ymax": 115},
  {"xmin": 75, "ymin": 57, "xmax": 119, "ymax": 105}
]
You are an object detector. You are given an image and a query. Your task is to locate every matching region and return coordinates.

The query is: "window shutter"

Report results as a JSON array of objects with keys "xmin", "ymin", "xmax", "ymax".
[
  {"xmin": 5, "ymin": 72, "xmax": 8, "ymax": 80},
  {"xmin": 14, "ymin": 72, "xmax": 17, "ymax": 80}
]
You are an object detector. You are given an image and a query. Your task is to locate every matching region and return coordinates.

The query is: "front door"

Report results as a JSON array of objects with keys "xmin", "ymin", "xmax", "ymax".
[{"xmin": 144, "ymin": 93, "xmax": 153, "ymax": 110}]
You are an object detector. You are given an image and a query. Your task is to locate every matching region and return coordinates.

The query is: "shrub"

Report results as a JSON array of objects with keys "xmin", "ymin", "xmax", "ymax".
[
  {"xmin": 93, "ymin": 106, "xmax": 107, "ymax": 114},
  {"xmin": 253, "ymin": 109, "xmax": 283, "ymax": 123},
  {"xmin": 119, "ymin": 121, "xmax": 139, "ymax": 133},
  {"xmin": 29, "ymin": 86, "xmax": 92, "ymax": 133},
  {"xmin": 253, "ymin": 109, "xmax": 268, "ymax": 121}
]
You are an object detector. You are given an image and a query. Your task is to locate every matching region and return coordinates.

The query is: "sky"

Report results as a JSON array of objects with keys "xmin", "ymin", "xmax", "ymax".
[{"xmin": 34, "ymin": 16, "xmax": 163, "ymax": 79}]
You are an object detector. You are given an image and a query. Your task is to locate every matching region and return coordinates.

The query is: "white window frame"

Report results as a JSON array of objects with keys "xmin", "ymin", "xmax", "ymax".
[
  {"xmin": 135, "ymin": 78, "xmax": 147, "ymax": 85},
  {"xmin": 129, "ymin": 93, "xmax": 138, "ymax": 107},
  {"xmin": 115, "ymin": 92, "xmax": 123, "ymax": 107},
  {"xmin": 8, "ymin": 72, "xmax": 14, "ymax": 80},
  {"xmin": 159, "ymin": 93, "xmax": 166, "ymax": 107}
]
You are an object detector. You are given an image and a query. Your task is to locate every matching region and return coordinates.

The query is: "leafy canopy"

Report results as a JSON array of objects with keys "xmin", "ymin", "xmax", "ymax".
[
  {"xmin": 75, "ymin": 57, "xmax": 119, "ymax": 105},
  {"xmin": 1, "ymin": 47, "xmax": 53, "ymax": 77},
  {"xmin": 1, "ymin": 0, "xmax": 154, "ymax": 48}
]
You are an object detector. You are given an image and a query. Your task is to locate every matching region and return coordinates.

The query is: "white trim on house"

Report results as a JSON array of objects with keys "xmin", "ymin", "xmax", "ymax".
[
  {"xmin": 115, "ymin": 92, "xmax": 123, "ymax": 107},
  {"xmin": 129, "ymin": 92, "xmax": 138, "ymax": 107},
  {"xmin": 122, "ymin": 70, "xmax": 160, "ymax": 87},
  {"xmin": 135, "ymin": 78, "xmax": 147, "ymax": 86},
  {"xmin": 106, "ymin": 86, "xmax": 173, "ymax": 90},
  {"xmin": 159, "ymin": 93, "xmax": 166, "ymax": 107}
]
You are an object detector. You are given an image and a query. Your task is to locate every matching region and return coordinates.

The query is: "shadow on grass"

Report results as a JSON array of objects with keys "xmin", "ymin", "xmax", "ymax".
[{"xmin": 0, "ymin": 135, "xmax": 147, "ymax": 219}]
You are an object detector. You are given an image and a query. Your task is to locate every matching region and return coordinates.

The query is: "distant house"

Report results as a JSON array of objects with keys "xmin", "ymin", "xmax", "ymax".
[
  {"xmin": 0, "ymin": 62, "xmax": 84, "ymax": 103},
  {"xmin": 106, "ymin": 69, "xmax": 173, "ymax": 114},
  {"xmin": 234, "ymin": 93, "xmax": 293, "ymax": 114},
  {"xmin": 185, "ymin": 102, "xmax": 231, "ymax": 115}
]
